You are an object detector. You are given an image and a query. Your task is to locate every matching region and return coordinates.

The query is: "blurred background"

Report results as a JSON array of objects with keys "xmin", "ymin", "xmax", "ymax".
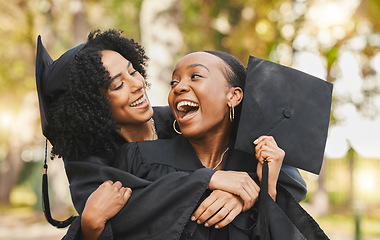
[{"xmin": 0, "ymin": 0, "xmax": 379, "ymax": 239}]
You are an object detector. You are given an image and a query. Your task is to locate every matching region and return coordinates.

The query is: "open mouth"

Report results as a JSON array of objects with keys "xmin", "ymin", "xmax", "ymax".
[
  {"xmin": 130, "ymin": 94, "xmax": 147, "ymax": 107},
  {"xmin": 176, "ymin": 101, "xmax": 199, "ymax": 120}
]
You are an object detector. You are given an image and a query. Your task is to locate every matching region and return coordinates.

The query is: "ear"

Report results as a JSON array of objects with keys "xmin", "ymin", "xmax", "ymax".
[{"xmin": 227, "ymin": 87, "xmax": 243, "ymax": 108}]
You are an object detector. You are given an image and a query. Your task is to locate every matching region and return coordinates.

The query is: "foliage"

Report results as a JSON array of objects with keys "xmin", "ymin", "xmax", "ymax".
[
  {"xmin": 317, "ymin": 212, "xmax": 380, "ymax": 237},
  {"xmin": 1, "ymin": 0, "xmax": 379, "ymax": 120},
  {"xmin": 1, "ymin": 0, "xmax": 380, "ymax": 218},
  {"xmin": 179, "ymin": 0, "xmax": 380, "ymax": 122},
  {"xmin": 180, "ymin": 0, "xmax": 287, "ymax": 64}
]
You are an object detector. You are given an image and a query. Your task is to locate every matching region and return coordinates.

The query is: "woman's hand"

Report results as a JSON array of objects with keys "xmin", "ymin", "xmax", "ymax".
[
  {"xmin": 81, "ymin": 181, "xmax": 132, "ymax": 240},
  {"xmin": 208, "ymin": 171, "xmax": 259, "ymax": 211},
  {"xmin": 191, "ymin": 190, "xmax": 244, "ymax": 229},
  {"xmin": 254, "ymin": 136, "xmax": 285, "ymax": 201}
]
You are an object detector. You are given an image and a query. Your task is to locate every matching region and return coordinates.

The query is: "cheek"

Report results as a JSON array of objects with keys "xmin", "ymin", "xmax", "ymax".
[
  {"xmin": 109, "ymin": 92, "xmax": 129, "ymax": 112},
  {"xmin": 109, "ymin": 101, "xmax": 122, "ymax": 120},
  {"xmin": 198, "ymin": 94, "xmax": 229, "ymax": 128},
  {"xmin": 167, "ymin": 90, "xmax": 176, "ymax": 109},
  {"xmin": 200, "ymin": 88, "xmax": 227, "ymax": 112}
]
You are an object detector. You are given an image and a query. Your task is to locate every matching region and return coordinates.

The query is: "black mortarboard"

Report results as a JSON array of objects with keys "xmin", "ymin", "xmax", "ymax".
[
  {"xmin": 235, "ymin": 56, "xmax": 333, "ymax": 174},
  {"xmin": 36, "ymin": 36, "xmax": 84, "ymax": 228},
  {"xmin": 35, "ymin": 35, "xmax": 85, "ymax": 141}
]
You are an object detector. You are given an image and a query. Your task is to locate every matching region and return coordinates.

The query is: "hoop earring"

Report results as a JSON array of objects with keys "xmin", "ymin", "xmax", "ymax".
[
  {"xmin": 173, "ymin": 119, "xmax": 182, "ymax": 135},
  {"xmin": 229, "ymin": 106, "xmax": 235, "ymax": 122}
]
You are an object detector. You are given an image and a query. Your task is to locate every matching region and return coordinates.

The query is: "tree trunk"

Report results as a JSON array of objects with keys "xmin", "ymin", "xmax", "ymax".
[
  {"xmin": 311, "ymin": 159, "xmax": 329, "ymax": 216},
  {"xmin": 347, "ymin": 146, "xmax": 356, "ymax": 207},
  {"xmin": 140, "ymin": 0, "xmax": 183, "ymax": 106},
  {"xmin": 71, "ymin": 0, "xmax": 89, "ymax": 46}
]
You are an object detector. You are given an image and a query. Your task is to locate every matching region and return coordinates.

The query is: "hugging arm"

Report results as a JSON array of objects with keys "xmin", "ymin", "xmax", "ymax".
[
  {"xmin": 63, "ymin": 159, "xmax": 215, "ymax": 240},
  {"xmin": 81, "ymin": 181, "xmax": 132, "ymax": 240}
]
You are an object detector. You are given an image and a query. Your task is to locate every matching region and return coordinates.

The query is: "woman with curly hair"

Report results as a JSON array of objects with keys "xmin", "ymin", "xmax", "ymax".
[
  {"xmin": 37, "ymin": 30, "xmax": 315, "ymax": 240},
  {"xmin": 44, "ymin": 29, "xmax": 174, "ymax": 161},
  {"xmin": 37, "ymin": 29, "xmax": 268, "ymax": 239},
  {"xmin": 37, "ymin": 29, "xmax": 176, "ymax": 236}
]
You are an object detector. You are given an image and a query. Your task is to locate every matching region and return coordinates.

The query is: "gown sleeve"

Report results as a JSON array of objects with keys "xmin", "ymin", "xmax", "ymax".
[
  {"xmin": 63, "ymin": 142, "xmax": 215, "ymax": 240},
  {"xmin": 277, "ymin": 164, "xmax": 307, "ymax": 202}
]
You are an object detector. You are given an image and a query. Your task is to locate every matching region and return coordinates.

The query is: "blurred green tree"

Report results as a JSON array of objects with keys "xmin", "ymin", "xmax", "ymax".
[{"xmin": 0, "ymin": 0, "xmax": 379, "ymax": 210}]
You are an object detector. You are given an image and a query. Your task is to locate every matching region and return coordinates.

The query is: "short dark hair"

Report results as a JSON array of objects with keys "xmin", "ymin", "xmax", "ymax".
[
  {"xmin": 203, "ymin": 51, "xmax": 246, "ymax": 91},
  {"xmin": 48, "ymin": 29, "xmax": 148, "ymax": 160}
]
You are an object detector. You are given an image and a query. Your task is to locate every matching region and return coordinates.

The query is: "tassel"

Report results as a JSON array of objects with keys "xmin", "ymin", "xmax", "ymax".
[
  {"xmin": 259, "ymin": 160, "xmax": 270, "ymax": 239},
  {"xmin": 42, "ymin": 139, "xmax": 76, "ymax": 228}
]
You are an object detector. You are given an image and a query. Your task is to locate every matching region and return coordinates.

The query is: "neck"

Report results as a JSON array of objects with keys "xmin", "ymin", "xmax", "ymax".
[
  {"xmin": 117, "ymin": 119, "xmax": 156, "ymax": 142},
  {"xmin": 188, "ymin": 127, "xmax": 231, "ymax": 170}
]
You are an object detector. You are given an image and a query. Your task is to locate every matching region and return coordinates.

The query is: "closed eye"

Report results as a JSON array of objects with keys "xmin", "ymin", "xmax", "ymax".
[{"xmin": 114, "ymin": 81, "xmax": 124, "ymax": 90}]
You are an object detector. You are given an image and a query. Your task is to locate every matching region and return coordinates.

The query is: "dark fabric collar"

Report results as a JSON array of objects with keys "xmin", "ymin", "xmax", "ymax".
[
  {"xmin": 137, "ymin": 135, "xmax": 205, "ymax": 171},
  {"xmin": 136, "ymin": 134, "xmax": 258, "ymax": 173}
]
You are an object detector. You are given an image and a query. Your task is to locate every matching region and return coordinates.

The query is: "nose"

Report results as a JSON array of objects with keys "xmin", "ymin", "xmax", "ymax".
[
  {"xmin": 174, "ymin": 79, "xmax": 190, "ymax": 95},
  {"xmin": 126, "ymin": 74, "xmax": 144, "ymax": 93}
]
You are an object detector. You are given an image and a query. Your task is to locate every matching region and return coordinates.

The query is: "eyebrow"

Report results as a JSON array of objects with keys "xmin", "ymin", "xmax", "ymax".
[
  {"xmin": 110, "ymin": 73, "xmax": 122, "ymax": 81},
  {"xmin": 187, "ymin": 63, "xmax": 209, "ymax": 72},
  {"xmin": 110, "ymin": 62, "xmax": 131, "ymax": 81},
  {"xmin": 172, "ymin": 63, "xmax": 210, "ymax": 76}
]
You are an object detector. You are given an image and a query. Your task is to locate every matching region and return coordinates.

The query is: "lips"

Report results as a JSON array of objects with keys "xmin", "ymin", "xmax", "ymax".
[
  {"xmin": 130, "ymin": 94, "xmax": 147, "ymax": 107},
  {"xmin": 176, "ymin": 100, "xmax": 199, "ymax": 121}
]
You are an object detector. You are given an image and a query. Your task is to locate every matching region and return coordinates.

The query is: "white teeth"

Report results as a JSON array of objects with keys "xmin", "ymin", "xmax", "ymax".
[
  {"xmin": 176, "ymin": 101, "xmax": 199, "ymax": 111},
  {"xmin": 130, "ymin": 95, "xmax": 146, "ymax": 107}
]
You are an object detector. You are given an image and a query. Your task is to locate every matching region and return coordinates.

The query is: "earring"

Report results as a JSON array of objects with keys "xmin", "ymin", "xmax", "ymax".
[
  {"xmin": 173, "ymin": 119, "xmax": 182, "ymax": 135},
  {"xmin": 229, "ymin": 105, "xmax": 235, "ymax": 122}
]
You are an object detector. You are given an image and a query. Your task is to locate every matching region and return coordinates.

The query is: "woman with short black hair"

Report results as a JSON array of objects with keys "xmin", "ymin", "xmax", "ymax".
[{"xmin": 64, "ymin": 51, "xmax": 313, "ymax": 240}]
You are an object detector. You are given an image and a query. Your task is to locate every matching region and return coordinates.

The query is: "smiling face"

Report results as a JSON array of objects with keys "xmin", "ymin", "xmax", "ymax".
[
  {"xmin": 168, "ymin": 52, "xmax": 240, "ymax": 140},
  {"xmin": 101, "ymin": 50, "xmax": 153, "ymax": 126}
]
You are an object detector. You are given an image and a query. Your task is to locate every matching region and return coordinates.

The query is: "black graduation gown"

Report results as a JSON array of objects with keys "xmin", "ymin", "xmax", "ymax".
[{"xmin": 63, "ymin": 134, "xmax": 315, "ymax": 240}]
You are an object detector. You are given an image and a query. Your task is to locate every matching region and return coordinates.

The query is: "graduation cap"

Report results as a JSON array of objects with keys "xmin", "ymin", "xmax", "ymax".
[
  {"xmin": 36, "ymin": 35, "xmax": 85, "ymax": 141},
  {"xmin": 234, "ymin": 56, "xmax": 332, "ymax": 239},
  {"xmin": 235, "ymin": 56, "xmax": 333, "ymax": 175},
  {"xmin": 36, "ymin": 36, "xmax": 85, "ymax": 228}
]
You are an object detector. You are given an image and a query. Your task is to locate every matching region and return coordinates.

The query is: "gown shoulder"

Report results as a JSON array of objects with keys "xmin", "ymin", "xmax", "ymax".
[{"xmin": 113, "ymin": 136, "xmax": 204, "ymax": 181}]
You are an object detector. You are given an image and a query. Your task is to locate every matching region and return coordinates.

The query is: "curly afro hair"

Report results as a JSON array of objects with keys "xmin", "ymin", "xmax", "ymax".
[{"xmin": 48, "ymin": 29, "xmax": 148, "ymax": 161}]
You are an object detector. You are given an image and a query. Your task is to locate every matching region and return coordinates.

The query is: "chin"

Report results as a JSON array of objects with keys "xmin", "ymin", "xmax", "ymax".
[
  {"xmin": 133, "ymin": 111, "xmax": 154, "ymax": 124},
  {"xmin": 148, "ymin": 107, "xmax": 154, "ymax": 118},
  {"xmin": 142, "ymin": 106, "xmax": 154, "ymax": 118},
  {"xmin": 143, "ymin": 112, "xmax": 154, "ymax": 122},
  {"xmin": 180, "ymin": 126, "xmax": 203, "ymax": 140}
]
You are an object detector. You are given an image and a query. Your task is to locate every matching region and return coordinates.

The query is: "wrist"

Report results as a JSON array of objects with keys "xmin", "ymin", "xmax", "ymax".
[
  {"xmin": 269, "ymin": 189, "xmax": 277, "ymax": 201},
  {"xmin": 208, "ymin": 171, "xmax": 219, "ymax": 190},
  {"xmin": 268, "ymin": 185, "xmax": 277, "ymax": 201},
  {"xmin": 81, "ymin": 210, "xmax": 106, "ymax": 232}
]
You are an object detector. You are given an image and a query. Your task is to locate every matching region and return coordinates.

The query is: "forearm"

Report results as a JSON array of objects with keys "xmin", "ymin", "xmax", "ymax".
[
  {"xmin": 209, "ymin": 171, "xmax": 260, "ymax": 211},
  {"xmin": 81, "ymin": 213, "xmax": 105, "ymax": 240},
  {"xmin": 268, "ymin": 184, "xmax": 277, "ymax": 201},
  {"xmin": 62, "ymin": 214, "xmax": 113, "ymax": 240},
  {"xmin": 68, "ymin": 162, "xmax": 214, "ymax": 239}
]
